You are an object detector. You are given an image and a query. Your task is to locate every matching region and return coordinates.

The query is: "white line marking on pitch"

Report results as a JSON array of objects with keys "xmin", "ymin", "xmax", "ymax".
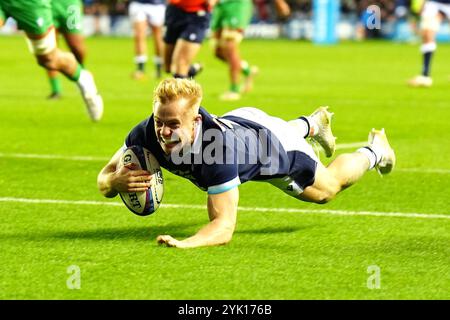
[
  {"xmin": 0, "ymin": 197, "xmax": 448, "ymax": 220},
  {"xmin": 0, "ymin": 150, "xmax": 449, "ymax": 174},
  {"xmin": 0, "ymin": 152, "xmax": 109, "ymax": 162}
]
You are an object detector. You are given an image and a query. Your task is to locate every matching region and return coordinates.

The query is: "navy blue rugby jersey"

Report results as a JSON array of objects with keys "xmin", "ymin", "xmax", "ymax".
[{"xmin": 125, "ymin": 107, "xmax": 316, "ymax": 194}]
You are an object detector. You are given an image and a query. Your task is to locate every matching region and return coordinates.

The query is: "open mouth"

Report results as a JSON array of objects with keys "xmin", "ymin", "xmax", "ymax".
[
  {"xmin": 160, "ymin": 138, "xmax": 180, "ymax": 149},
  {"xmin": 164, "ymin": 141, "xmax": 178, "ymax": 148}
]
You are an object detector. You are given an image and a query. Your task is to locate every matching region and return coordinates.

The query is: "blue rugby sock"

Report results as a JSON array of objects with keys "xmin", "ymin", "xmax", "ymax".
[{"xmin": 421, "ymin": 43, "xmax": 436, "ymax": 77}]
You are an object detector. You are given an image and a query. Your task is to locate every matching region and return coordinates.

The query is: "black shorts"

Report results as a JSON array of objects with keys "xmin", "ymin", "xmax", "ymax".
[{"xmin": 163, "ymin": 4, "xmax": 211, "ymax": 44}]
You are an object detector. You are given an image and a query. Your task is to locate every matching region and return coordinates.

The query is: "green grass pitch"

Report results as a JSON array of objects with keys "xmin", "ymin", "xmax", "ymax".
[{"xmin": 0, "ymin": 35, "xmax": 449, "ymax": 299}]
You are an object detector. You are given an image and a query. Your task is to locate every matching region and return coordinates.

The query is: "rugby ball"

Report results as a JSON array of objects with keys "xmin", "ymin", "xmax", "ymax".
[{"xmin": 118, "ymin": 146, "xmax": 164, "ymax": 216}]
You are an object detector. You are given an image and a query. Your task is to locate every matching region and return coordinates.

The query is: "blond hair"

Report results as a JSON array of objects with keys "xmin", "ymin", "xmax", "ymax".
[{"xmin": 153, "ymin": 78, "xmax": 203, "ymax": 113}]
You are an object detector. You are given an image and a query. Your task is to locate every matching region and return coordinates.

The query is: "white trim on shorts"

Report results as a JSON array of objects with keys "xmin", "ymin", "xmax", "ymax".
[{"xmin": 129, "ymin": 2, "xmax": 166, "ymax": 27}]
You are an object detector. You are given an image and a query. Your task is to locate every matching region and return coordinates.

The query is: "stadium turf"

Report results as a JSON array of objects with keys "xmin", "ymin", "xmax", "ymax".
[{"xmin": 0, "ymin": 36, "xmax": 448, "ymax": 299}]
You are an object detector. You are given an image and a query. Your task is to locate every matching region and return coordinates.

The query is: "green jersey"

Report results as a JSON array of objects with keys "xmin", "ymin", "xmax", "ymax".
[
  {"xmin": 0, "ymin": 0, "xmax": 83, "ymax": 34},
  {"xmin": 211, "ymin": 0, "xmax": 253, "ymax": 32},
  {"xmin": 0, "ymin": 0, "xmax": 53, "ymax": 35}
]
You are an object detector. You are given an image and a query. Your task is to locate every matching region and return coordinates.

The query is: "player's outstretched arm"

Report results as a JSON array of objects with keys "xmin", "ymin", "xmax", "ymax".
[
  {"xmin": 97, "ymin": 147, "xmax": 152, "ymax": 198},
  {"xmin": 157, "ymin": 187, "xmax": 239, "ymax": 248}
]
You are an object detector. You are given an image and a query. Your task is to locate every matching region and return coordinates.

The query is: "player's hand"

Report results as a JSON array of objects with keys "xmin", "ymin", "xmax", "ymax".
[
  {"xmin": 111, "ymin": 162, "xmax": 153, "ymax": 193},
  {"xmin": 275, "ymin": 0, "xmax": 291, "ymax": 18},
  {"xmin": 157, "ymin": 235, "xmax": 188, "ymax": 248}
]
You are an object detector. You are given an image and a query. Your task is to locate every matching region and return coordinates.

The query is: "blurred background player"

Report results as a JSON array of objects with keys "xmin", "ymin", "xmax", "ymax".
[
  {"xmin": 0, "ymin": 0, "xmax": 103, "ymax": 121},
  {"xmin": 211, "ymin": 0, "xmax": 290, "ymax": 101},
  {"xmin": 83, "ymin": 0, "xmax": 109, "ymax": 36},
  {"xmin": 0, "ymin": 5, "xmax": 4, "ymax": 27},
  {"xmin": 408, "ymin": 0, "xmax": 448, "ymax": 87},
  {"xmin": 47, "ymin": 0, "xmax": 87, "ymax": 99},
  {"xmin": 129, "ymin": 0, "xmax": 166, "ymax": 80},
  {"xmin": 163, "ymin": 0, "xmax": 217, "ymax": 78},
  {"xmin": 211, "ymin": 0, "xmax": 258, "ymax": 101}
]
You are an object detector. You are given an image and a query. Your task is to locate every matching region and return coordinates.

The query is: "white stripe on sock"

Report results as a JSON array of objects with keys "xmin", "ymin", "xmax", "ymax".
[{"xmin": 357, "ymin": 147, "xmax": 377, "ymax": 169}]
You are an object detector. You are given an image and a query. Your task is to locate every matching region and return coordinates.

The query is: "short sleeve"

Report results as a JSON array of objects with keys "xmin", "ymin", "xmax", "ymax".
[
  {"xmin": 125, "ymin": 118, "xmax": 151, "ymax": 148},
  {"xmin": 202, "ymin": 144, "xmax": 241, "ymax": 194}
]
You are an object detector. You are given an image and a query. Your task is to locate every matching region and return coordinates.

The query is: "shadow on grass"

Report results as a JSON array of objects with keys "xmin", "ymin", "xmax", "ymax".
[
  {"xmin": 0, "ymin": 223, "xmax": 310, "ymax": 242},
  {"xmin": 0, "ymin": 222, "xmax": 199, "ymax": 242}
]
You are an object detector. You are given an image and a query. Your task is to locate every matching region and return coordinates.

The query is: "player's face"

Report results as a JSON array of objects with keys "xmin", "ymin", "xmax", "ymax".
[{"xmin": 154, "ymin": 99, "xmax": 197, "ymax": 155}]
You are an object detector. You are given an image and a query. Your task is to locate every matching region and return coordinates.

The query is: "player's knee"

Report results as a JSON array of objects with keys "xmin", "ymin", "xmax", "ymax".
[
  {"xmin": 311, "ymin": 180, "xmax": 341, "ymax": 204},
  {"xmin": 36, "ymin": 53, "xmax": 58, "ymax": 70},
  {"xmin": 313, "ymin": 190, "xmax": 336, "ymax": 204},
  {"xmin": 221, "ymin": 29, "xmax": 243, "ymax": 45},
  {"xmin": 176, "ymin": 55, "xmax": 190, "ymax": 67},
  {"xmin": 299, "ymin": 184, "xmax": 339, "ymax": 204},
  {"xmin": 26, "ymin": 28, "xmax": 57, "ymax": 56}
]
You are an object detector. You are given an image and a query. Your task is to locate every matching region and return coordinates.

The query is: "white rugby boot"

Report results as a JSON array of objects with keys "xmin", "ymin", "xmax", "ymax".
[
  {"xmin": 368, "ymin": 128, "xmax": 396, "ymax": 175},
  {"xmin": 131, "ymin": 70, "xmax": 148, "ymax": 81},
  {"xmin": 220, "ymin": 91, "xmax": 241, "ymax": 101},
  {"xmin": 407, "ymin": 75, "xmax": 432, "ymax": 88},
  {"xmin": 308, "ymin": 106, "xmax": 336, "ymax": 158},
  {"xmin": 77, "ymin": 70, "xmax": 103, "ymax": 122}
]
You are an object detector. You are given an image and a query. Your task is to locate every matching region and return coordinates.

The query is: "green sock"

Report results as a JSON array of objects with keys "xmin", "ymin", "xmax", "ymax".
[
  {"xmin": 241, "ymin": 61, "xmax": 251, "ymax": 77},
  {"xmin": 230, "ymin": 83, "xmax": 240, "ymax": 93},
  {"xmin": 49, "ymin": 77, "xmax": 61, "ymax": 94},
  {"xmin": 68, "ymin": 64, "xmax": 83, "ymax": 82}
]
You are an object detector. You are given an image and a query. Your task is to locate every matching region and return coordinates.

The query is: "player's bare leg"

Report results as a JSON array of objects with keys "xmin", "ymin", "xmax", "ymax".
[
  {"xmin": 46, "ymin": 27, "xmax": 62, "ymax": 99},
  {"xmin": 47, "ymin": 32, "xmax": 86, "ymax": 99},
  {"xmin": 63, "ymin": 32, "xmax": 86, "ymax": 65},
  {"xmin": 164, "ymin": 42, "xmax": 175, "ymax": 74},
  {"xmin": 214, "ymin": 31, "xmax": 227, "ymax": 62},
  {"xmin": 171, "ymin": 39, "xmax": 201, "ymax": 78},
  {"xmin": 299, "ymin": 129, "xmax": 395, "ymax": 204},
  {"xmin": 132, "ymin": 20, "xmax": 148, "ymax": 80},
  {"xmin": 214, "ymin": 30, "xmax": 258, "ymax": 100},
  {"xmin": 408, "ymin": 13, "xmax": 443, "ymax": 87},
  {"xmin": 220, "ymin": 36, "xmax": 243, "ymax": 101},
  {"xmin": 151, "ymin": 25, "xmax": 164, "ymax": 78},
  {"xmin": 28, "ymin": 28, "xmax": 103, "ymax": 121},
  {"xmin": 35, "ymin": 47, "xmax": 78, "ymax": 77}
]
